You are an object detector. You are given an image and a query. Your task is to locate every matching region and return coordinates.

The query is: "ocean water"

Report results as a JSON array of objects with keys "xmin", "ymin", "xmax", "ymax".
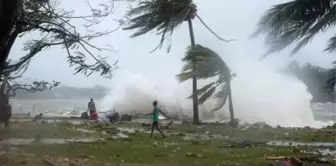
[{"xmin": 10, "ymin": 98, "xmax": 335, "ymax": 127}]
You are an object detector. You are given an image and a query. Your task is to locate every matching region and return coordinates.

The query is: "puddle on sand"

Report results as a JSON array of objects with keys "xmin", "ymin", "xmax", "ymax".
[
  {"xmin": 75, "ymin": 128, "xmax": 96, "ymax": 133},
  {"xmin": 182, "ymin": 133, "xmax": 228, "ymax": 141},
  {"xmin": 38, "ymin": 119, "xmax": 87, "ymax": 125},
  {"xmin": 112, "ymin": 133, "xmax": 129, "ymax": 139},
  {"xmin": 266, "ymin": 141, "xmax": 336, "ymax": 147},
  {"xmin": 0, "ymin": 138, "xmax": 104, "ymax": 146},
  {"xmin": 116, "ymin": 127, "xmax": 147, "ymax": 134},
  {"xmin": 132, "ymin": 118, "xmax": 182, "ymax": 124}
]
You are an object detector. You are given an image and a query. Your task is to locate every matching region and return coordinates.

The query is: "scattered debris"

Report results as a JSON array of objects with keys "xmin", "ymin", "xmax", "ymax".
[
  {"xmin": 75, "ymin": 128, "xmax": 96, "ymax": 133},
  {"xmin": 42, "ymin": 157, "xmax": 56, "ymax": 166},
  {"xmin": 267, "ymin": 156, "xmax": 302, "ymax": 166},
  {"xmin": 248, "ymin": 122, "xmax": 272, "ymax": 129},
  {"xmin": 120, "ymin": 114, "xmax": 132, "ymax": 122},
  {"xmin": 80, "ymin": 112, "xmax": 89, "ymax": 119},
  {"xmin": 266, "ymin": 141, "xmax": 336, "ymax": 148},
  {"xmin": 266, "ymin": 155, "xmax": 336, "ymax": 165},
  {"xmin": 107, "ymin": 112, "xmax": 120, "ymax": 123},
  {"xmin": 185, "ymin": 152, "xmax": 203, "ymax": 158}
]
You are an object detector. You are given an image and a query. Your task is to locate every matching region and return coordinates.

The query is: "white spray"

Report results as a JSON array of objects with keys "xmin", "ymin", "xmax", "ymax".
[{"xmin": 100, "ymin": 54, "xmax": 332, "ymax": 128}]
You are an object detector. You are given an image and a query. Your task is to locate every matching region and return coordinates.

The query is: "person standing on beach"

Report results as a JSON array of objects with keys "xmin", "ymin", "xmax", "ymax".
[
  {"xmin": 87, "ymin": 98, "xmax": 96, "ymax": 118},
  {"xmin": 148, "ymin": 101, "xmax": 169, "ymax": 138}
]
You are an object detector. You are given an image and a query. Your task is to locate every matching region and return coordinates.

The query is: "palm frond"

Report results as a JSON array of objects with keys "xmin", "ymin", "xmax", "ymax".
[
  {"xmin": 198, "ymin": 86, "xmax": 216, "ymax": 104},
  {"xmin": 177, "ymin": 44, "xmax": 232, "ymax": 108},
  {"xmin": 254, "ymin": 0, "xmax": 336, "ymax": 57},
  {"xmin": 123, "ymin": 0, "xmax": 195, "ymax": 53},
  {"xmin": 195, "ymin": 13, "xmax": 235, "ymax": 42},
  {"xmin": 176, "ymin": 71, "xmax": 195, "ymax": 82},
  {"xmin": 186, "ymin": 82, "xmax": 216, "ymax": 98},
  {"xmin": 126, "ymin": 2, "xmax": 154, "ymax": 16},
  {"xmin": 182, "ymin": 44, "xmax": 231, "ymax": 78},
  {"xmin": 211, "ymin": 84, "xmax": 229, "ymax": 112},
  {"xmin": 324, "ymin": 34, "xmax": 336, "ymax": 52}
]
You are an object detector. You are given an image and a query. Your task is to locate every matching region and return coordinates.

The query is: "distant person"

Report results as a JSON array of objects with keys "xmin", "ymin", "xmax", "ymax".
[
  {"xmin": 87, "ymin": 98, "xmax": 96, "ymax": 117},
  {"xmin": 147, "ymin": 101, "xmax": 169, "ymax": 138}
]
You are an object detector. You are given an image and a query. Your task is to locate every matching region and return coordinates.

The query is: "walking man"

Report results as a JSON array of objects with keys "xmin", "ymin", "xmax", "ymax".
[{"xmin": 148, "ymin": 101, "xmax": 169, "ymax": 138}]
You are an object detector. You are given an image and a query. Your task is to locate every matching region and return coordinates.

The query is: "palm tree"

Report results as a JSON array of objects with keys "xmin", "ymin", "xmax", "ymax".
[
  {"xmin": 253, "ymin": 0, "xmax": 335, "ymax": 91},
  {"xmin": 177, "ymin": 45, "xmax": 236, "ymax": 126},
  {"xmin": 123, "ymin": 0, "xmax": 233, "ymax": 124}
]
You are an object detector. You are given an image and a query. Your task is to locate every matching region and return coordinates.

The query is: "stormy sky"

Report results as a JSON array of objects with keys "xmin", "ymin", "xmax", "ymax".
[{"xmin": 9, "ymin": 0, "xmax": 335, "ymax": 87}]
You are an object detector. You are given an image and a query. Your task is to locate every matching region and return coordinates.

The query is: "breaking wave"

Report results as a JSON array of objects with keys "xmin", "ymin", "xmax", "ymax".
[{"xmin": 101, "ymin": 64, "xmax": 334, "ymax": 128}]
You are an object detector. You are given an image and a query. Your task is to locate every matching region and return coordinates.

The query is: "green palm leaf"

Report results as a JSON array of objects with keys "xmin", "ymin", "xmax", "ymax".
[
  {"xmin": 177, "ymin": 44, "xmax": 232, "ymax": 111},
  {"xmin": 123, "ymin": 0, "xmax": 196, "ymax": 52},
  {"xmin": 254, "ymin": 0, "xmax": 336, "ymax": 57},
  {"xmin": 198, "ymin": 86, "xmax": 216, "ymax": 104},
  {"xmin": 254, "ymin": 0, "xmax": 336, "ymax": 93},
  {"xmin": 185, "ymin": 82, "xmax": 216, "ymax": 99},
  {"xmin": 210, "ymin": 84, "xmax": 229, "ymax": 112}
]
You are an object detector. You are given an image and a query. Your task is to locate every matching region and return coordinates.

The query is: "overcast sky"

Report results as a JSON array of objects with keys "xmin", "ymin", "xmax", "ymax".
[{"xmin": 9, "ymin": 0, "xmax": 335, "ymax": 87}]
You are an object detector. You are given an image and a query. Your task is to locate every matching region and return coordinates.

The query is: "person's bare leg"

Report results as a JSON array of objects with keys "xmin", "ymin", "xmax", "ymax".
[
  {"xmin": 150, "ymin": 122, "xmax": 155, "ymax": 138},
  {"xmin": 155, "ymin": 124, "xmax": 166, "ymax": 138}
]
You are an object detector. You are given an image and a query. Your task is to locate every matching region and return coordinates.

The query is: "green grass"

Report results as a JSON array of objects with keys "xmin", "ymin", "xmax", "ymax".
[
  {"xmin": 0, "ymin": 122, "xmax": 334, "ymax": 166},
  {"xmin": 0, "ymin": 122, "xmax": 97, "ymax": 139},
  {"xmin": 17, "ymin": 133, "xmax": 311, "ymax": 166}
]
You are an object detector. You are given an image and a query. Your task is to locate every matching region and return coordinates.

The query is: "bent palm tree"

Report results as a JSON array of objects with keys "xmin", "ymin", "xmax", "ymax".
[
  {"xmin": 177, "ymin": 45, "xmax": 236, "ymax": 126},
  {"xmin": 123, "ymin": 0, "xmax": 233, "ymax": 124},
  {"xmin": 253, "ymin": 0, "xmax": 336, "ymax": 91}
]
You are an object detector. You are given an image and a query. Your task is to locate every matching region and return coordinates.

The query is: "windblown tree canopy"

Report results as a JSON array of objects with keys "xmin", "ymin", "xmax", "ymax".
[
  {"xmin": 177, "ymin": 45, "xmax": 232, "ymax": 111},
  {"xmin": 253, "ymin": 0, "xmax": 335, "ymax": 91},
  {"xmin": 1, "ymin": 0, "xmax": 120, "ymax": 80},
  {"xmin": 284, "ymin": 61, "xmax": 335, "ymax": 103},
  {"xmin": 123, "ymin": 0, "xmax": 233, "ymax": 53},
  {"xmin": 123, "ymin": 0, "xmax": 234, "ymax": 124},
  {"xmin": 2, "ymin": 79, "xmax": 60, "ymax": 99}
]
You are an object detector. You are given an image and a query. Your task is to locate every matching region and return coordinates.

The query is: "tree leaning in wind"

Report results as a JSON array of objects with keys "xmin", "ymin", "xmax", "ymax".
[
  {"xmin": 177, "ymin": 45, "xmax": 237, "ymax": 126},
  {"xmin": 123, "ymin": 0, "xmax": 233, "ymax": 124},
  {"xmin": 253, "ymin": 0, "xmax": 336, "ymax": 92},
  {"xmin": 0, "ymin": 0, "xmax": 121, "ymax": 127}
]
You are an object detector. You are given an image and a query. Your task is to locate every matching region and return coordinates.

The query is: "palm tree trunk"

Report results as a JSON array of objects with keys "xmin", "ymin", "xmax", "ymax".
[
  {"xmin": 187, "ymin": 18, "xmax": 199, "ymax": 124},
  {"xmin": 227, "ymin": 79, "xmax": 235, "ymax": 127}
]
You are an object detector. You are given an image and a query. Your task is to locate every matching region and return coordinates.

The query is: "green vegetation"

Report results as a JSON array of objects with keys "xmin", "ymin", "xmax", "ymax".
[
  {"xmin": 124, "ymin": 0, "xmax": 233, "ymax": 124},
  {"xmin": 18, "ymin": 134, "xmax": 305, "ymax": 166},
  {"xmin": 0, "ymin": 122, "xmax": 334, "ymax": 166},
  {"xmin": 177, "ymin": 45, "xmax": 236, "ymax": 125},
  {"xmin": 254, "ymin": 0, "xmax": 335, "ymax": 92},
  {"xmin": 0, "ymin": 123, "xmax": 96, "ymax": 139}
]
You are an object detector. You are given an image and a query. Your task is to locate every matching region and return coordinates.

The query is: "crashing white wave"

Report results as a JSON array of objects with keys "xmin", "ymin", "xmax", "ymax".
[{"xmin": 100, "ymin": 65, "xmax": 334, "ymax": 128}]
